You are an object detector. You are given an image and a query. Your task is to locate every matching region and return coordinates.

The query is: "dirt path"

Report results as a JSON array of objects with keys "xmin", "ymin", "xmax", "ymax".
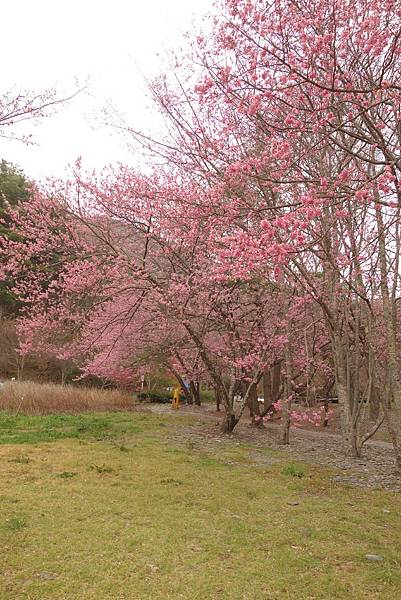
[{"xmin": 145, "ymin": 403, "xmax": 401, "ymax": 492}]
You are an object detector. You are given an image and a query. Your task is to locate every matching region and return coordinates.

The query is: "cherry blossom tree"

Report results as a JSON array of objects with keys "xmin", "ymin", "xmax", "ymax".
[
  {"xmin": 4, "ymin": 0, "xmax": 401, "ymax": 465},
  {"xmin": 145, "ymin": 0, "xmax": 401, "ymax": 461}
]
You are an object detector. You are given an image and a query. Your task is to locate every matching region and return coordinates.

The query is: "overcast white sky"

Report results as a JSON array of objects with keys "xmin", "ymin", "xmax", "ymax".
[{"xmin": 0, "ymin": 0, "xmax": 212, "ymax": 180}]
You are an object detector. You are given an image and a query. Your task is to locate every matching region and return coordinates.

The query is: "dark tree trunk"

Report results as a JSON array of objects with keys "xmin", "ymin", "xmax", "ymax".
[
  {"xmin": 263, "ymin": 366, "xmax": 273, "ymax": 412},
  {"xmin": 220, "ymin": 413, "xmax": 239, "ymax": 433},
  {"xmin": 369, "ymin": 385, "xmax": 380, "ymax": 421},
  {"xmin": 215, "ymin": 387, "xmax": 221, "ymax": 412},
  {"xmin": 248, "ymin": 382, "xmax": 263, "ymax": 426},
  {"xmin": 190, "ymin": 380, "xmax": 201, "ymax": 406},
  {"xmin": 262, "ymin": 362, "xmax": 281, "ymax": 416},
  {"xmin": 323, "ymin": 399, "xmax": 329, "ymax": 427},
  {"xmin": 280, "ymin": 348, "xmax": 293, "ymax": 445}
]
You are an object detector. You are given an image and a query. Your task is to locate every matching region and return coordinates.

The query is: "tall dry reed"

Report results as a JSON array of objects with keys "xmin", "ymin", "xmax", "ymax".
[{"xmin": 0, "ymin": 380, "xmax": 136, "ymax": 414}]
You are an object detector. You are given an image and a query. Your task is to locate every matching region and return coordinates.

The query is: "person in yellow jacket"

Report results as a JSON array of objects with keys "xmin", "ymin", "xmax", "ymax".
[{"xmin": 172, "ymin": 386, "xmax": 181, "ymax": 410}]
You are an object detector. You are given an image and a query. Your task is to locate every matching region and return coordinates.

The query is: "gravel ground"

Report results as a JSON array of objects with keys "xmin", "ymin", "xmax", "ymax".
[{"xmin": 144, "ymin": 403, "xmax": 401, "ymax": 492}]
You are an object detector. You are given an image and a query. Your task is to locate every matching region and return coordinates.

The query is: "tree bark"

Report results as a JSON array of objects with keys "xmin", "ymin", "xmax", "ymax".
[
  {"xmin": 332, "ymin": 330, "xmax": 360, "ymax": 457},
  {"xmin": 248, "ymin": 382, "xmax": 263, "ymax": 426},
  {"xmin": 215, "ymin": 386, "xmax": 221, "ymax": 412},
  {"xmin": 280, "ymin": 345, "xmax": 293, "ymax": 444},
  {"xmin": 262, "ymin": 362, "xmax": 281, "ymax": 416},
  {"xmin": 220, "ymin": 412, "xmax": 239, "ymax": 433},
  {"xmin": 190, "ymin": 380, "xmax": 201, "ymax": 405},
  {"xmin": 374, "ymin": 200, "xmax": 401, "ymax": 470}
]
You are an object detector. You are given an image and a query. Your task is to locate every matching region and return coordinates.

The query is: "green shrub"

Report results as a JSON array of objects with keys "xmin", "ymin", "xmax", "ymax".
[{"xmin": 138, "ymin": 391, "xmax": 172, "ymax": 403}]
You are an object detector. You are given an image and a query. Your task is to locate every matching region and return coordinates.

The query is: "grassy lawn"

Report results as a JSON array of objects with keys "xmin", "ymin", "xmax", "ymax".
[{"xmin": 0, "ymin": 411, "xmax": 400, "ymax": 600}]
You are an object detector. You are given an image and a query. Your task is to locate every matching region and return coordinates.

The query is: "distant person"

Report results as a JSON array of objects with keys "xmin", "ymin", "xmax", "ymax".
[{"xmin": 172, "ymin": 386, "xmax": 181, "ymax": 410}]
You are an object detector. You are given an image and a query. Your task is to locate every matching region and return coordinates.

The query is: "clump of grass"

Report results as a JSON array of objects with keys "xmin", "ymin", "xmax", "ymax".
[
  {"xmin": 160, "ymin": 478, "xmax": 183, "ymax": 486},
  {"xmin": 0, "ymin": 380, "xmax": 135, "ymax": 415},
  {"xmin": 186, "ymin": 439, "xmax": 196, "ymax": 451},
  {"xmin": 89, "ymin": 464, "xmax": 114, "ymax": 474},
  {"xmin": 118, "ymin": 445, "xmax": 130, "ymax": 452},
  {"xmin": 8, "ymin": 455, "xmax": 30, "ymax": 464},
  {"xmin": 282, "ymin": 463, "xmax": 305, "ymax": 478},
  {"xmin": 57, "ymin": 471, "xmax": 78, "ymax": 479},
  {"xmin": 3, "ymin": 516, "xmax": 27, "ymax": 531}
]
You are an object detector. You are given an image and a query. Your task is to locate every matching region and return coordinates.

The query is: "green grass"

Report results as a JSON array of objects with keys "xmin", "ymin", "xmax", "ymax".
[
  {"xmin": 282, "ymin": 462, "xmax": 306, "ymax": 478},
  {"xmin": 0, "ymin": 410, "xmax": 401, "ymax": 599},
  {"xmin": 0, "ymin": 411, "xmax": 160, "ymax": 445},
  {"xmin": 2, "ymin": 516, "xmax": 27, "ymax": 532}
]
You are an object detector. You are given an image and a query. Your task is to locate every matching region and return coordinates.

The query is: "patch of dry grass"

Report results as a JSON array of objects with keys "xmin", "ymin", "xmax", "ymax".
[{"xmin": 0, "ymin": 380, "xmax": 135, "ymax": 414}]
